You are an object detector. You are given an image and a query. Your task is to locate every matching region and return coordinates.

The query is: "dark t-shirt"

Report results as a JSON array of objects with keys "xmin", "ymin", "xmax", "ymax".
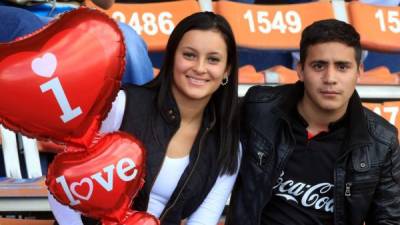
[{"xmin": 261, "ymin": 110, "xmax": 347, "ymax": 225}]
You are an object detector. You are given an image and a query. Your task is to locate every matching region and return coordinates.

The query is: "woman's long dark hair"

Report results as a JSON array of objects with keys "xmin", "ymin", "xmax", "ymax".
[{"xmin": 146, "ymin": 11, "xmax": 239, "ymax": 175}]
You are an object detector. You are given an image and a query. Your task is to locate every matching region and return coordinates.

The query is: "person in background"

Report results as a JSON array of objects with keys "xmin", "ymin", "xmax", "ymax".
[
  {"xmin": 0, "ymin": 5, "xmax": 46, "ymax": 42},
  {"xmin": 49, "ymin": 11, "xmax": 241, "ymax": 225},
  {"xmin": 227, "ymin": 19, "xmax": 400, "ymax": 225}
]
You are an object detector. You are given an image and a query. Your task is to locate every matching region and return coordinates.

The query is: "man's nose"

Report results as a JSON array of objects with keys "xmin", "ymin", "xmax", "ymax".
[{"xmin": 322, "ymin": 65, "xmax": 337, "ymax": 84}]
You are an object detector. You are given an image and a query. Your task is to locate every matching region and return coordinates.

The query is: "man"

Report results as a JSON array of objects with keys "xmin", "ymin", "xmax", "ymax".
[{"xmin": 227, "ymin": 19, "xmax": 400, "ymax": 225}]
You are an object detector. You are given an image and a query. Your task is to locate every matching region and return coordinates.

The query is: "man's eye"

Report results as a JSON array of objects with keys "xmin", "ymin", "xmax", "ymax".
[
  {"xmin": 337, "ymin": 64, "xmax": 349, "ymax": 71},
  {"xmin": 312, "ymin": 63, "xmax": 324, "ymax": 71}
]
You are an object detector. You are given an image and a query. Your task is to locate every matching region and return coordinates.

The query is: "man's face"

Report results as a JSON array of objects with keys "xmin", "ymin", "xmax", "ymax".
[{"xmin": 297, "ymin": 42, "xmax": 362, "ymax": 116}]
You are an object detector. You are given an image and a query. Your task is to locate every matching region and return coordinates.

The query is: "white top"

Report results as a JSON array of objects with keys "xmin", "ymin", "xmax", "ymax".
[
  {"xmin": 147, "ymin": 155, "xmax": 189, "ymax": 218},
  {"xmin": 49, "ymin": 90, "xmax": 241, "ymax": 225}
]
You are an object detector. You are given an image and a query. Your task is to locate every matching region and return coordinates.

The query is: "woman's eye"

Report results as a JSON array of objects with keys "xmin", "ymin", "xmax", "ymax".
[
  {"xmin": 208, "ymin": 57, "xmax": 220, "ymax": 64},
  {"xmin": 183, "ymin": 52, "xmax": 195, "ymax": 59}
]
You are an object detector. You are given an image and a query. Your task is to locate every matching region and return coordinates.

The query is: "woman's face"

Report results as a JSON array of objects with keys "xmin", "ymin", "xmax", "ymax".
[{"xmin": 172, "ymin": 29, "xmax": 229, "ymax": 103}]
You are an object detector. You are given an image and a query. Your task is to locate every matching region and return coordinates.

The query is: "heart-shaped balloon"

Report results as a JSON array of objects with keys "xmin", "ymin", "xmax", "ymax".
[
  {"xmin": 46, "ymin": 132, "xmax": 145, "ymax": 223},
  {"xmin": 103, "ymin": 210, "xmax": 160, "ymax": 225},
  {"xmin": 0, "ymin": 7, "xmax": 125, "ymax": 147}
]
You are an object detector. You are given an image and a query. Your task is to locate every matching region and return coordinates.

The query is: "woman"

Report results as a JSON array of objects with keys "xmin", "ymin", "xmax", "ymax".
[{"xmin": 50, "ymin": 11, "xmax": 240, "ymax": 225}]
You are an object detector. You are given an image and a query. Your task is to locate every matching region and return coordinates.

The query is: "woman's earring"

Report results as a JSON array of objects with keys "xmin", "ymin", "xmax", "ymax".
[{"xmin": 221, "ymin": 76, "xmax": 228, "ymax": 86}]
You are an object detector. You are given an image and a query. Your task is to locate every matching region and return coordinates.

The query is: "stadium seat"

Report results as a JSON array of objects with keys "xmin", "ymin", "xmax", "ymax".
[
  {"xmin": 358, "ymin": 66, "xmax": 398, "ymax": 85},
  {"xmin": 363, "ymin": 101, "xmax": 400, "ymax": 139},
  {"xmin": 382, "ymin": 101, "xmax": 400, "ymax": 130},
  {"xmin": 87, "ymin": 0, "xmax": 201, "ymax": 51},
  {"xmin": 238, "ymin": 65, "xmax": 265, "ymax": 84},
  {"xmin": 215, "ymin": 1, "xmax": 339, "ymax": 79},
  {"xmin": 215, "ymin": 1, "xmax": 336, "ymax": 50},
  {"xmin": 347, "ymin": 1, "xmax": 400, "ymax": 52}
]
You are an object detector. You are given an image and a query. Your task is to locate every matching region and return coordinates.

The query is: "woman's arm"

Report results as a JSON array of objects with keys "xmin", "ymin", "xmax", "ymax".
[
  {"xmin": 49, "ymin": 194, "xmax": 84, "ymax": 225},
  {"xmin": 186, "ymin": 144, "xmax": 242, "ymax": 225},
  {"xmin": 99, "ymin": 90, "xmax": 126, "ymax": 133}
]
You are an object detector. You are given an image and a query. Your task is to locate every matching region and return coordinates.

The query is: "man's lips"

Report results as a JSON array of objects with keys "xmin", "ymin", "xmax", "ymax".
[{"xmin": 320, "ymin": 90, "xmax": 341, "ymax": 95}]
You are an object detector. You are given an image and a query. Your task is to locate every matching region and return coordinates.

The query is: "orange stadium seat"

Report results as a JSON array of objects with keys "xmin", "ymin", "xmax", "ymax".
[
  {"xmin": 362, "ymin": 102, "xmax": 382, "ymax": 113},
  {"xmin": 215, "ymin": 1, "xmax": 336, "ymax": 50},
  {"xmin": 347, "ymin": 2, "xmax": 400, "ymax": 52},
  {"xmin": 358, "ymin": 66, "xmax": 398, "ymax": 85},
  {"xmin": 238, "ymin": 65, "xmax": 265, "ymax": 84},
  {"xmin": 87, "ymin": 0, "xmax": 201, "ymax": 51},
  {"xmin": 382, "ymin": 101, "xmax": 400, "ymax": 129},
  {"xmin": 363, "ymin": 101, "xmax": 400, "ymax": 140}
]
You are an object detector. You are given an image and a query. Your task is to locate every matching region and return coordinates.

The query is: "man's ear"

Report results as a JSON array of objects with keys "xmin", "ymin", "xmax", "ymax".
[
  {"xmin": 296, "ymin": 63, "xmax": 304, "ymax": 81},
  {"xmin": 357, "ymin": 63, "xmax": 364, "ymax": 83}
]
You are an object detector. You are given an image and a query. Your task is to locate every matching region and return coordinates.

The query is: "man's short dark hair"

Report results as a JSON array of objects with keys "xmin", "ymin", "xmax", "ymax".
[{"xmin": 299, "ymin": 19, "xmax": 362, "ymax": 68}]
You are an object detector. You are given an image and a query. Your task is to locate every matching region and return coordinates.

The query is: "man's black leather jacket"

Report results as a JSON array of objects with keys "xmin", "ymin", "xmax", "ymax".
[{"xmin": 227, "ymin": 82, "xmax": 400, "ymax": 225}]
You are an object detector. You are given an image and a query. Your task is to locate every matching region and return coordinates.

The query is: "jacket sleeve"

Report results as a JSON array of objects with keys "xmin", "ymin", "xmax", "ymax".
[
  {"xmin": 367, "ymin": 135, "xmax": 400, "ymax": 224},
  {"xmin": 226, "ymin": 87, "xmax": 261, "ymax": 225}
]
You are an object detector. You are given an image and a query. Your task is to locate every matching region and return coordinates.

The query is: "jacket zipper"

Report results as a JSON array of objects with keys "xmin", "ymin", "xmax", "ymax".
[
  {"xmin": 159, "ymin": 125, "xmax": 212, "ymax": 222},
  {"xmin": 257, "ymin": 151, "xmax": 265, "ymax": 166},
  {"xmin": 345, "ymin": 182, "xmax": 352, "ymax": 197},
  {"xmin": 257, "ymin": 117, "xmax": 296, "ymax": 225},
  {"xmin": 332, "ymin": 143, "xmax": 369, "ymax": 224}
]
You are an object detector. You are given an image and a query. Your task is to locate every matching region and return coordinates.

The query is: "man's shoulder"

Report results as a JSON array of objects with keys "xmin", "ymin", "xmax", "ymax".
[
  {"xmin": 363, "ymin": 107, "xmax": 398, "ymax": 144},
  {"xmin": 243, "ymin": 84, "xmax": 293, "ymax": 104}
]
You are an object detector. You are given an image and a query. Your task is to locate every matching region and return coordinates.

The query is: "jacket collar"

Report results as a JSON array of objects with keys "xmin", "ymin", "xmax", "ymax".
[
  {"xmin": 276, "ymin": 81, "xmax": 372, "ymax": 148},
  {"xmin": 160, "ymin": 89, "xmax": 181, "ymax": 125},
  {"xmin": 158, "ymin": 88, "xmax": 216, "ymax": 130}
]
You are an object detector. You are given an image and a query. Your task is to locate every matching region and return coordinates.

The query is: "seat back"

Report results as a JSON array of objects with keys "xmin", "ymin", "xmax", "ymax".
[
  {"xmin": 348, "ymin": 2, "xmax": 400, "ymax": 52},
  {"xmin": 215, "ymin": 1, "xmax": 337, "ymax": 50},
  {"xmin": 87, "ymin": 0, "xmax": 202, "ymax": 51}
]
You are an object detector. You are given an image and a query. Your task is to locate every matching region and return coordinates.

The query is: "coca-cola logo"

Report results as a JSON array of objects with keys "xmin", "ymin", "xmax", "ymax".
[{"xmin": 273, "ymin": 171, "xmax": 334, "ymax": 213}]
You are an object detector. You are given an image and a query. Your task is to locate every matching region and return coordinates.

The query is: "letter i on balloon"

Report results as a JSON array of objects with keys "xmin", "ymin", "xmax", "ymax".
[{"xmin": 32, "ymin": 52, "xmax": 82, "ymax": 123}]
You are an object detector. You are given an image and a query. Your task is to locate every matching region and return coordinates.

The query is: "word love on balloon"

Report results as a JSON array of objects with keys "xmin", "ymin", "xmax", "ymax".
[
  {"xmin": 56, "ymin": 156, "xmax": 138, "ymax": 206},
  {"xmin": 0, "ymin": 7, "xmax": 125, "ymax": 147},
  {"xmin": 47, "ymin": 132, "xmax": 146, "ymax": 223}
]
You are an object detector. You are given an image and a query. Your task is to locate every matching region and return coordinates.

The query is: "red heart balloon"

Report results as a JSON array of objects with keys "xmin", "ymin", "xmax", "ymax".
[
  {"xmin": 46, "ymin": 132, "xmax": 145, "ymax": 223},
  {"xmin": 103, "ymin": 210, "xmax": 160, "ymax": 225},
  {"xmin": 0, "ymin": 7, "xmax": 125, "ymax": 147}
]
